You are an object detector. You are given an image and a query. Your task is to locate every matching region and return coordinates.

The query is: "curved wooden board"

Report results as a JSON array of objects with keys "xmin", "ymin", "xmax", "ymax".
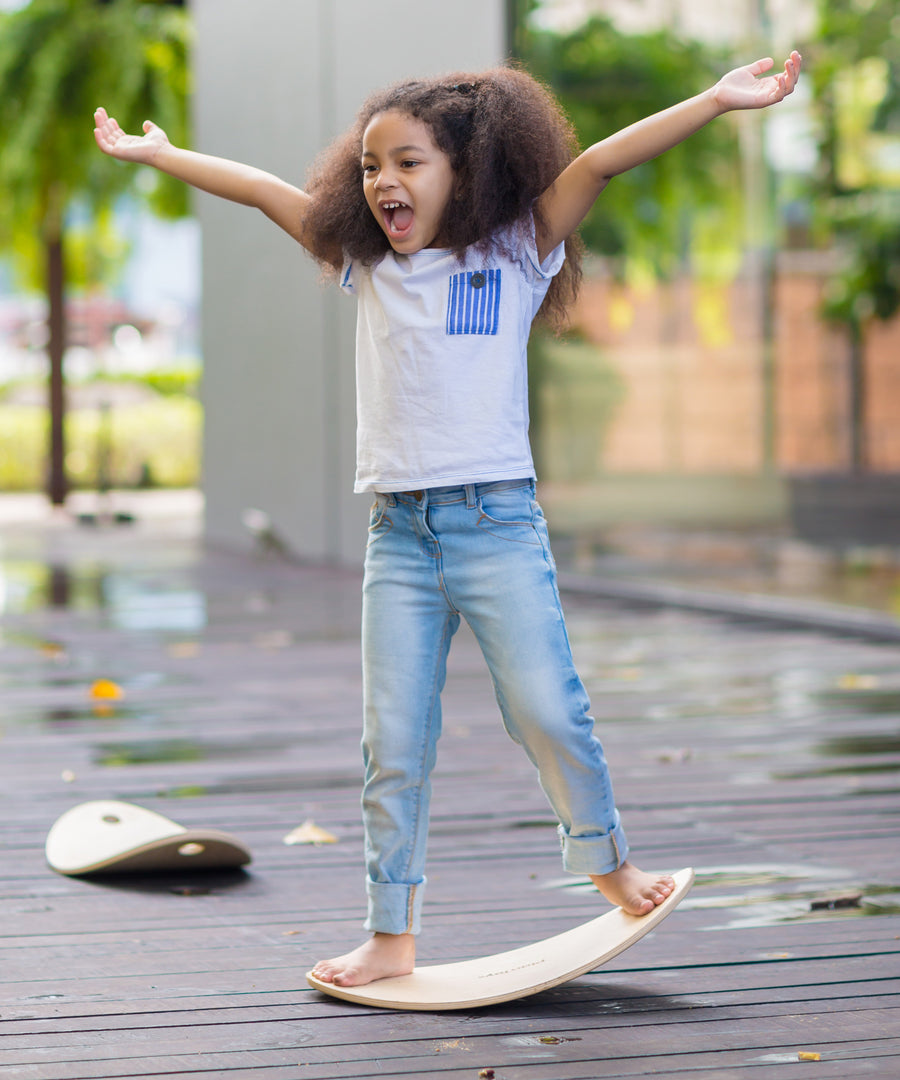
[
  {"xmin": 45, "ymin": 800, "xmax": 251, "ymax": 875},
  {"xmin": 306, "ymin": 866, "xmax": 694, "ymax": 1010}
]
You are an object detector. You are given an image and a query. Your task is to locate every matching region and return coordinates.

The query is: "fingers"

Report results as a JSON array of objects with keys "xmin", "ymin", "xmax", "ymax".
[
  {"xmin": 750, "ymin": 50, "xmax": 801, "ymax": 92},
  {"xmin": 93, "ymin": 107, "xmax": 119, "ymax": 143},
  {"xmin": 93, "ymin": 108, "xmax": 114, "ymax": 152},
  {"xmin": 759, "ymin": 50, "xmax": 801, "ymax": 104},
  {"xmin": 776, "ymin": 50, "xmax": 802, "ymax": 100},
  {"xmin": 748, "ymin": 56, "xmax": 775, "ymax": 77},
  {"xmin": 786, "ymin": 49, "xmax": 802, "ymax": 87}
]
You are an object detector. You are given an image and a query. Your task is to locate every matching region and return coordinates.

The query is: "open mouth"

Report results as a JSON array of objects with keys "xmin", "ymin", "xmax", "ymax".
[{"xmin": 381, "ymin": 200, "xmax": 414, "ymax": 238}]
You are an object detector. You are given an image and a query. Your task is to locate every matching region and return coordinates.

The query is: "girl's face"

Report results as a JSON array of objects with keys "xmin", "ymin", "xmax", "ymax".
[{"xmin": 361, "ymin": 110, "xmax": 456, "ymax": 253}]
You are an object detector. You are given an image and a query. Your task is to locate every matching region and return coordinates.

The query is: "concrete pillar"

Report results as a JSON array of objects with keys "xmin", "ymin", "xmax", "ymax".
[{"xmin": 193, "ymin": 0, "xmax": 507, "ymax": 563}]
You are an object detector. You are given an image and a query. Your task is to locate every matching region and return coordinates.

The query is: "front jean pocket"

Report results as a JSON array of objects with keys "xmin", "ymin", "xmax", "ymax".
[
  {"xmin": 475, "ymin": 487, "xmax": 541, "ymax": 545},
  {"xmin": 367, "ymin": 500, "xmax": 393, "ymax": 546}
]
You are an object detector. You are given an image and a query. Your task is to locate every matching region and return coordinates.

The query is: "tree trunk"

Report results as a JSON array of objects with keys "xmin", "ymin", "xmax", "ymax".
[
  {"xmin": 848, "ymin": 317, "xmax": 866, "ymax": 473},
  {"xmin": 46, "ymin": 229, "xmax": 67, "ymax": 505}
]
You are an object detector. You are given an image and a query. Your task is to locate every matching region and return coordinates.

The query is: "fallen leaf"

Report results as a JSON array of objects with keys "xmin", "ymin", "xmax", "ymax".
[
  {"xmin": 658, "ymin": 748, "xmax": 693, "ymax": 764},
  {"xmin": 837, "ymin": 673, "xmax": 879, "ymax": 690},
  {"xmin": 435, "ymin": 1039, "xmax": 468, "ymax": 1053},
  {"xmin": 90, "ymin": 678, "xmax": 124, "ymax": 701},
  {"xmin": 798, "ymin": 1051, "xmax": 821, "ymax": 1061},
  {"xmin": 167, "ymin": 642, "xmax": 201, "ymax": 659},
  {"xmin": 283, "ymin": 820, "xmax": 338, "ymax": 846}
]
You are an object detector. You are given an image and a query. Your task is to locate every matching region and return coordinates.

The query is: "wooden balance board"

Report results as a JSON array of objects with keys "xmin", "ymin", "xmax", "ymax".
[
  {"xmin": 45, "ymin": 800, "xmax": 251, "ymax": 876},
  {"xmin": 306, "ymin": 866, "xmax": 694, "ymax": 1010}
]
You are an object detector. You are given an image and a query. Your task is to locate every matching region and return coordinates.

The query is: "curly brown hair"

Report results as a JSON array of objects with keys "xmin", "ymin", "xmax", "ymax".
[{"xmin": 302, "ymin": 63, "xmax": 582, "ymax": 329}]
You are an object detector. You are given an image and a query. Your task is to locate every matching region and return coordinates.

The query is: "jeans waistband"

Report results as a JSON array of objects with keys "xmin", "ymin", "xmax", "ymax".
[{"xmin": 382, "ymin": 478, "xmax": 533, "ymax": 508}]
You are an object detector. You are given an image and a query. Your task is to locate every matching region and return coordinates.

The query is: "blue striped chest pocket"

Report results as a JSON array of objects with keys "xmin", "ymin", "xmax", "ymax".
[{"xmin": 446, "ymin": 269, "xmax": 501, "ymax": 335}]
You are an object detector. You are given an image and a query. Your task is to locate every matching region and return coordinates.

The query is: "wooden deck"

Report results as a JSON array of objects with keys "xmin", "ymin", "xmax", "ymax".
[{"xmin": 1, "ymin": 507, "xmax": 898, "ymax": 1078}]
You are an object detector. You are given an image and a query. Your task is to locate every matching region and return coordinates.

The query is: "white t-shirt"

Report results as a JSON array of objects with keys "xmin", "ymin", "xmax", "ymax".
[{"xmin": 341, "ymin": 219, "xmax": 565, "ymax": 493}]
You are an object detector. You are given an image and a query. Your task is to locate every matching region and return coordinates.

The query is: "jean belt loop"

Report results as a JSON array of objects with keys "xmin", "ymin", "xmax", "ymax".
[
  {"xmin": 465, "ymin": 484, "xmax": 477, "ymax": 509},
  {"xmin": 385, "ymin": 492, "xmax": 397, "ymax": 507}
]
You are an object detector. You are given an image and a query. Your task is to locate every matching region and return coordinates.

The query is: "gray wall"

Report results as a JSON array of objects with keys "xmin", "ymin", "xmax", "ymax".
[{"xmin": 193, "ymin": 0, "xmax": 507, "ymax": 563}]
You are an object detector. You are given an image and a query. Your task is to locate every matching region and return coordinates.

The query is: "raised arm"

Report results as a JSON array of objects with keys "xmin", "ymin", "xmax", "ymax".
[
  {"xmin": 93, "ymin": 108, "xmax": 341, "ymax": 267},
  {"xmin": 535, "ymin": 51, "xmax": 802, "ymax": 263}
]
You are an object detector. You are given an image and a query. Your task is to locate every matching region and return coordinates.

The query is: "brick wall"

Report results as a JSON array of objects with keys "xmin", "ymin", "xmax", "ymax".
[{"xmin": 566, "ymin": 257, "xmax": 900, "ymax": 476}]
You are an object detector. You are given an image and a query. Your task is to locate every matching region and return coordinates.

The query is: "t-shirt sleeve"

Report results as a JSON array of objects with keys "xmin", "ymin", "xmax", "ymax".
[
  {"xmin": 518, "ymin": 215, "xmax": 565, "ymax": 285},
  {"xmin": 536, "ymin": 236, "xmax": 566, "ymax": 280}
]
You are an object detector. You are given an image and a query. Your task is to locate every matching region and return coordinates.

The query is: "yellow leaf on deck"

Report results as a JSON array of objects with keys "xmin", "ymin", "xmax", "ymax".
[
  {"xmin": 283, "ymin": 820, "xmax": 338, "ymax": 846},
  {"xmin": 167, "ymin": 642, "xmax": 201, "ymax": 659},
  {"xmin": 798, "ymin": 1051, "xmax": 821, "ymax": 1061},
  {"xmin": 837, "ymin": 673, "xmax": 879, "ymax": 690},
  {"xmin": 90, "ymin": 678, "xmax": 124, "ymax": 700}
]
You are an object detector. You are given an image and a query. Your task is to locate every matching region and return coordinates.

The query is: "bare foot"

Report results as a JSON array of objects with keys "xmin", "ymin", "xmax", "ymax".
[
  {"xmin": 590, "ymin": 861, "xmax": 675, "ymax": 916},
  {"xmin": 310, "ymin": 932, "xmax": 415, "ymax": 988}
]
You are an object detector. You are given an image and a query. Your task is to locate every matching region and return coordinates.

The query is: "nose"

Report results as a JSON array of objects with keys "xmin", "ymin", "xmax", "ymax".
[{"xmin": 374, "ymin": 168, "xmax": 397, "ymax": 191}]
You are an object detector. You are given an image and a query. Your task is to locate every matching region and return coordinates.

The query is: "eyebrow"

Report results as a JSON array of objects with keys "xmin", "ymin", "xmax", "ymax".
[{"xmin": 361, "ymin": 144, "xmax": 429, "ymax": 160}]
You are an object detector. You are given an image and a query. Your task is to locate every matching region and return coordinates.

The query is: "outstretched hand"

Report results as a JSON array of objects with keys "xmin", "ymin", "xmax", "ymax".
[
  {"xmin": 93, "ymin": 107, "xmax": 169, "ymax": 163},
  {"xmin": 713, "ymin": 51, "xmax": 802, "ymax": 112}
]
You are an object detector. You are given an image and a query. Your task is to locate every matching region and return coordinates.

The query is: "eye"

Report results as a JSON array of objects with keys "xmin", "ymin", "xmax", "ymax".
[{"xmin": 400, "ymin": 159, "xmax": 419, "ymax": 169}]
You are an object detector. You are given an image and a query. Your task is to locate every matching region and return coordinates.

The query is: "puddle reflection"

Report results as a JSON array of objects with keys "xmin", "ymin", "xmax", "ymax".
[
  {"xmin": 0, "ymin": 559, "xmax": 206, "ymax": 631},
  {"xmin": 775, "ymin": 727, "xmax": 900, "ymax": 778},
  {"xmin": 686, "ymin": 866, "xmax": 900, "ymax": 926},
  {"xmin": 93, "ymin": 736, "xmax": 296, "ymax": 768},
  {"xmin": 817, "ymin": 732, "xmax": 900, "ymax": 757},
  {"xmin": 0, "ymin": 561, "xmax": 105, "ymax": 613},
  {"xmin": 546, "ymin": 863, "xmax": 900, "ymax": 926}
]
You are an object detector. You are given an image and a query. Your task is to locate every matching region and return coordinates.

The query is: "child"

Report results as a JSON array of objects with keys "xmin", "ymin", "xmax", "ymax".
[{"xmin": 94, "ymin": 49, "xmax": 801, "ymax": 988}]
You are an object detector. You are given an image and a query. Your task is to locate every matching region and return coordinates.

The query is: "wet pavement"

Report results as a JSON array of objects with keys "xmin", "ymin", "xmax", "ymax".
[{"xmin": 2, "ymin": 488, "xmax": 898, "ymax": 900}]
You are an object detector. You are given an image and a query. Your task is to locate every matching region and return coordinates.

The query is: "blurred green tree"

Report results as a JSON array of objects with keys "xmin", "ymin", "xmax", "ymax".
[
  {"xmin": 519, "ymin": 13, "xmax": 742, "ymax": 282},
  {"xmin": 515, "ymin": 9, "xmax": 748, "ymax": 477},
  {"xmin": 811, "ymin": 0, "xmax": 900, "ymax": 470},
  {"xmin": 0, "ymin": 0, "xmax": 189, "ymax": 503}
]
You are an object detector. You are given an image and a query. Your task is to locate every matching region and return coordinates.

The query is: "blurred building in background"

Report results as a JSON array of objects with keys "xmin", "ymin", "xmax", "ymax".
[
  {"xmin": 1, "ymin": 0, "xmax": 896, "ymax": 582},
  {"xmin": 193, "ymin": 0, "xmax": 507, "ymax": 564},
  {"xmin": 523, "ymin": 0, "xmax": 900, "ymax": 559}
]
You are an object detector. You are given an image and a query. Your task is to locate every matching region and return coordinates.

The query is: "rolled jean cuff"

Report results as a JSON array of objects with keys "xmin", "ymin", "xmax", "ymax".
[
  {"xmin": 364, "ymin": 877, "xmax": 425, "ymax": 936},
  {"xmin": 558, "ymin": 814, "xmax": 628, "ymax": 876}
]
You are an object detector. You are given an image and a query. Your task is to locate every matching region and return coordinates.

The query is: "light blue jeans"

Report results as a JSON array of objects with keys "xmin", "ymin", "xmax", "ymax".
[{"xmin": 361, "ymin": 479, "xmax": 628, "ymax": 935}]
